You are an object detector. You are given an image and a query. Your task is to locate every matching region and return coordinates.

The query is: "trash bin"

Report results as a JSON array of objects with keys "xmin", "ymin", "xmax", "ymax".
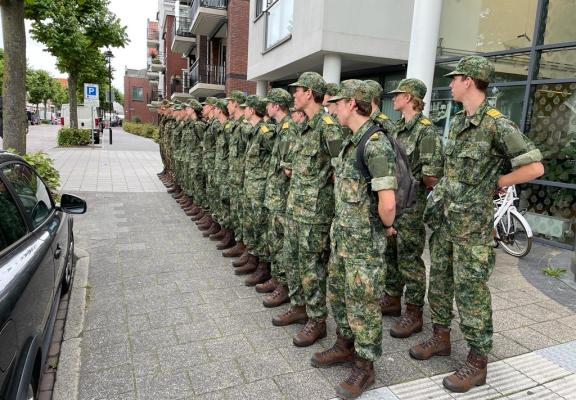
[{"xmin": 92, "ymin": 129, "xmax": 100, "ymax": 144}]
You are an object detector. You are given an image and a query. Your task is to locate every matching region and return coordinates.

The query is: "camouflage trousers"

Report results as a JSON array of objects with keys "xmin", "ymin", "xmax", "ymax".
[
  {"xmin": 384, "ymin": 207, "xmax": 426, "ymax": 306},
  {"xmin": 328, "ymin": 224, "xmax": 386, "ymax": 362},
  {"xmin": 218, "ymin": 190, "xmax": 231, "ymax": 228},
  {"xmin": 284, "ymin": 218, "xmax": 330, "ymax": 320},
  {"xmin": 190, "ymin": 168, "xmax": 206, "ymax": 208},
  {"xmin": 229, "ymin": 183, "xmax": 244, "ymax": 241},
  {"xmin": 159, "ymin": 141, "xmax": 168, "ymax": 171},
  {"xmin": 267, "ymin": 212, "xmax": 287, "ymax": 285},
  {"xmin": 243, "ymin": 197, "xmax": 269, "ymax": 261},
  {"xmin": 428, "ymin": 229, "xmax": 495, "ymax": 355},
  {"xmin": 205, "ymin": 172, "xmax": 218, "ymax": 214}
]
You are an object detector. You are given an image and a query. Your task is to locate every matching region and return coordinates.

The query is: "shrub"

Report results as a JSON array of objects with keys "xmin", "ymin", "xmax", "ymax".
[
  {"xmin": 22, "ymin": 151, "xmax": 61, "ymax": 196},
  {"xmin": 57, "ymin": 128, "xmax": 92, "ymax": 146},
  {"xmin": 123, "ymin": 121, "xmax": 159, "ymax": 142},
  {"xmin": 133, "ymin": 116, "xmax": 142, "ymax": 123}
]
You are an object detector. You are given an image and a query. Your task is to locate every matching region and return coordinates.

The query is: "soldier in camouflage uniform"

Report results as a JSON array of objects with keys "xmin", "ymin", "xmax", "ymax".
[
  {"xmin": 234, "ymin": 95, "xmax": 275, "ymax": 283},
  {"xmin": 365, "ymin": 80, "xmax": 395, "ymax": 133},
  {"xmin": 168, "ymin": 103, "xmax": 188, "ymax": 201},
  {"xmin": 255, "ymin": 88, "xmax": 299, "ymax": 306},
  {"xmin": 380, "ymin": 79, "xmax": 444, "ymax": 338},
  {"xmin": 290, "ymin": 107, "xmax": 307, "ymax": 131},
  {"xmin": 157, "ymin": 100, "xmax": 172, "ymax": 182},
  {"xmin": 311, "ymin": 80, "xmax": 398, "ymax": 400},
  {"xmin": 271, "ymin": 72, "xmax": 344, "ymax": 348},
  {"xmin": 175, "ymin": 103, "xmax": 196, "ymax": 210},
  {"xmin": 409, "ymin": 56, "xmax": 544, "ymax": 393},
  {"xmin": 183, "ymin": 99, "xmax": 207, "ymax": 218},
  {"xmin": 222, "ymin": 91, "xmax": 250, "ymax": 258}
]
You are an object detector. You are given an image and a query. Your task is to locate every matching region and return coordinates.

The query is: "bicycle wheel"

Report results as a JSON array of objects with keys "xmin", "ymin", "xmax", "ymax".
[{"xmin": 496, "ymin": 211, "xmax": 532, "ymax": 257}]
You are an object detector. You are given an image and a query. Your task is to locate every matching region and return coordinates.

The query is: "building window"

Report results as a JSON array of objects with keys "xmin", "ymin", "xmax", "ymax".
[
  {"xmin": 265, "ymin": 0, "xmax": 293, "ymax": 50},
  {"xmin": 132, "ymin": 87, "xmax": 144, "ymax": 101},
  {"xmin": 540, "ymin": 0, "xmax": 576, "ymax": 45}
]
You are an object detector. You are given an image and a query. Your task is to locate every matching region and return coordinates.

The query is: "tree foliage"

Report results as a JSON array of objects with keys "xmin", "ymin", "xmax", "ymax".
[{"xmin": 27, "ymin": 69, "xmax": 55, "ymax": 108}]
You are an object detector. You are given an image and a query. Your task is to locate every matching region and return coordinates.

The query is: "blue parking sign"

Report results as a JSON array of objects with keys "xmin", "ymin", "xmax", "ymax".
[{"xmin": 84, "ymin": 83, "xmax": 99, "ymax": 99}]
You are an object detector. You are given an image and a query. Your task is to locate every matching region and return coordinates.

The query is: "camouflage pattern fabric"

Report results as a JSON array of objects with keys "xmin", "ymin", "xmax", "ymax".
[
  {"xmin": 178, "ymin": 119, "xmax": 195, "ymax": 195},
  {"xmin": 388, "ymin": 78, "xmax": 427, "ymax": 99},
  {"xmin": 203, "ymin": 118, "xmax": 219, "ymax": 214},
  {"xmin": 215, "ymin": 118, "xmax": 235, "ymax": 228},
  {"xmin": 212, "ymin": 118, "xmax": 229, "ymax": 222},
  {"xmin": 370, "ymin": 110, "xmax": 395, "ymax": 133},
  {"xmin": 189, "ymin": 119, "xmax": 207, "ymax": 207},
  {"xmin": 426, "ymin": 100, "xmax": 542, "ymax": 355},
  {"xmin": 384, "ymin": 112, "xmax": 444, "ymax": 306},
  {"xmin": 444, "ymin": 55, "xmax": 495, "ymax": 83},
  {"xmin": 228, "ymin": 118, "xmax": 251, "ymax": 241}
]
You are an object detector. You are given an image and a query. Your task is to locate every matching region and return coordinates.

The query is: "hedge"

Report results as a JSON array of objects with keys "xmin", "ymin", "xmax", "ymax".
[
  {"xmin": 123, "ymin": 121, "xmax": 159, "ymax": 142},
  {"xmin": 57, "ymin": 128, "xmax": 92, "ymax": 147}
]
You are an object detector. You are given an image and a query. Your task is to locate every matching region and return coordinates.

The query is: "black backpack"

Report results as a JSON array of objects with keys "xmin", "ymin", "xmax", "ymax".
[{"xmin": 355, "ymin": 124, "xmax": 418, "ymax": 216}]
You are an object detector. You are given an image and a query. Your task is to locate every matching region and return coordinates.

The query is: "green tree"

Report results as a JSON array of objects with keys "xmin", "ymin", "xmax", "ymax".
[
  {"xmin": 51, "ymin": 79, "xmax": 68, "ymax": 108},
  {"xmin": 27, "ymin": 0, "xmax": 128, "ymax": 128},
  {"xmin": 1, "ymin": 0, "xmax": 27, "ymax": 153},
  {"xmin": 27, "ymin": 69, "xmax": 55, "ymax": 119},
  {"xmin": 113, "ymin": 87, "xmax": 123, "ymax": 105}
]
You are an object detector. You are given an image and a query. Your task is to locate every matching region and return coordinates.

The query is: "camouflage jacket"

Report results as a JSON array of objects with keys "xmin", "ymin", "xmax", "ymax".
[
  {"xmin": 264, "ymin": 115, "xmax": 299, "ymax": 213},
  {"xmin": 287, "ymin": 111, "xmax": 344, "ymax": 225},
  {"xmin": 228, "ymin": 117, "xmax": 251, "ymax": 188},
  {"xmin": 214, "ymin": 118, "xmax": 230, "ymax": 187},
  {"xmin": 202, "ymin": 118, "xmax": 220, "ymax": 174},
  {"xmin": 429, "ymin": 100, "xmax": 542, "ymax": 244},
  {"xmin": 177, "ymin": 120, "xmax": 195, "ymax": 163},
  {"xmin": 334, "ymin": 120, "xmax": 397, "ymax": 231},
  {"xmin": 189, "ymin": 119, "xmax": 206, "ymax": 169},
  {"xmin": 244, "ymin": 120, "xmax": 275, "ymax": 201},
  {"xmin": 370, "ymin": 110, "xmax": 395, "ymax": 133}
]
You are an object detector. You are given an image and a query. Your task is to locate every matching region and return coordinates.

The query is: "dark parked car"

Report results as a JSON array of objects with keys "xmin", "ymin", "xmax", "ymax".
[{"xmin": 0, "ymin": 150, "xmax": 86, "ymax": 400}]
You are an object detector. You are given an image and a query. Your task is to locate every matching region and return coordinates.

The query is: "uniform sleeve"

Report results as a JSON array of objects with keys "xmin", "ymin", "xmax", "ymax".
[
  {"xmin": 323, "ymin": 121, "xmax": 344, "ymax": 158},
  {"xmin": 420, "ymin": 125, "xmax": 444, "ymax": 177},
  {"xmin": 364, "ymin": 138, "xmax": 397, "ymax": 192},
  {"xmin": 496, "ymin": 118, "xmax": 542, "ymax": 168}
]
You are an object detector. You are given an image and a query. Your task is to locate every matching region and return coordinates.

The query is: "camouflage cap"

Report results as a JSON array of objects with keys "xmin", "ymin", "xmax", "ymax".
[
  {"xmin": 325, "ymin": 83, "xmax": 340, "ymax": 97},
  {"xmin": 187, "ymin": 99, "xmax": 203, "ymax": 112},
  {"xmin": 240, "ymin": 95, "xmax": 266, "ymax": 114},
  {"xmin": 263, "ymin": 88, "xmax": 292, "ymax": 107},
  {"xmin": 364, "ymin": 80, "xmax": 383, "ymax": 99},
  {"xmin": 444, "ymin": 55, "xmax": 495, "ymax": 83},
  {"xmin": 288, "ymin": 71, "xmax": 326, "ymax": 95},
  {"xmin": 225, "ymin": 90, "xmax": 247, "ymax": 104},
  {"xmin": 213, "ymin": 99, "xmax": 228, "ymax": 113},
  {"xmin": 201, "ymin": 96, "xmax": 218, "ymax": 106},
  {"xmin": 388, "ymin": 78, "xmax": 427, "ymax": 99},
  {"xmin": 327, "ymin": 79, "xmax": 369, "ymax": 103}
]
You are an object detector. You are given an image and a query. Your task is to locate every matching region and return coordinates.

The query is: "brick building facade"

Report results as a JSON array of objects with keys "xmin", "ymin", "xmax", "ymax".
[{"xmin": 124, "ymin": 69, "xmax": 157, "ymax": 124}]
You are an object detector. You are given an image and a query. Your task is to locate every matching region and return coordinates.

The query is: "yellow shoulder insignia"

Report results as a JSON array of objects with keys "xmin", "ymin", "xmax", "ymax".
[
  {"xmin": 322, "ymin": 115, "xmax": 334, "ymax": 125},
  {"xmin": 420, "ymin": 117, "xmax": 431, "ymax": 126},
  {"xmin": 282, "ymin": 122, "xmax": 290, "ymax": 129},
  {"xmin": 225, "ymin": 123, "xmax": 231, "ymax": 129},
  {"xmin": 377, "ymin": 113, "xmax": 389, "ymax": 120},
  {"xmin": 260, "ymin": 125, "xmax": 270, "ymax": 134},
  {"xmin": 486, "ymin": 108, "xmax": 503, "ymax": 119},
  {"xmin": 370, "ymin": 133, "xmax": 379, "ymax": 141}
]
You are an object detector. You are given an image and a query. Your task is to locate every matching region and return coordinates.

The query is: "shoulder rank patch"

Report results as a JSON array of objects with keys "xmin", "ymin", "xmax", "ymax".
[
  {"xmin": 486, "ymin": 108, "xmax": 503, "ymax": 119},
  {"xmin": 420, "ymin": 117, "xmax": 431, "ymax": 126},
  {"xmin": 225, "ymin": 123, "xmax": 231, "ymax": 129},
  {"xmin": 370, "ymin": 133, "xmax": 379, "ymax": 141},
  {"xmin": 282, "ymin": 122, "xmax": 289, "ymax": 129},
  {"xmin": 260, "ymin": 125, "xmax": 270, "ymax": 134},
  {"xmin": 322, "ymin": 115, "xmax": 334, "ymax": 125},
  {"xmin": 377, "ymin": 113, "xmax": 389, "ymax": 120}
]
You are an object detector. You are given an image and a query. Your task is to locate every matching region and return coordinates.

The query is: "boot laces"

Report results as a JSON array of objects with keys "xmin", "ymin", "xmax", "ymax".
[
  {"xmin": 344, "ymin": 366, "xmax": 364, "ymax": 386},
  {"xmin": 454, "ymin": 362, "xmax": 477, "ymax": 380},
  {"xmin": 398, "ymin": 313, "xmax": 415, "ymax": 328},
  {"xmin": 302, "ymin": 320, "xmax": 318, "ymax": 335},
  {"xmin": 421, "ymin": 335, "xmax": 441, "ymax": 349}
]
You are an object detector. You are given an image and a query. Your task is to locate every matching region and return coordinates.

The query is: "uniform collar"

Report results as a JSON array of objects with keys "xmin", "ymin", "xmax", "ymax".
[
  {"xmin": 305, "ymin": 110, "xmax": 324, "ymax": 132},
  {"xmin": 466, "ymin": 99, "xmax": 491, "ymax": 127},
  {"xmin": 351, "ymin": 119, "xmax": 374, "ymax": 145},
  {"xmin": 400, "ymin": 112, "xmax": 423, "ymax": 131}
]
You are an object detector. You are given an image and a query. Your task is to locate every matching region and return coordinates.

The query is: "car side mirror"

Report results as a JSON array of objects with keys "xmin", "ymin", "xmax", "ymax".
[{"xmin": 59, "ymin": 194, "xmax": 87, "ymax": 214}]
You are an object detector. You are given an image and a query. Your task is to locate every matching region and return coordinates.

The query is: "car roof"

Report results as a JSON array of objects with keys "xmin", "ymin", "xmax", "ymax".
[{"xmin": 0, "ymin": 150, "xmax": 25, "ymax": 164}]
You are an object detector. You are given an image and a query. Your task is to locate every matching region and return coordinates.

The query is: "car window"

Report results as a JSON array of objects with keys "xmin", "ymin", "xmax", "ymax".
[
  {"xmin": 2, "ymin": 163, "xmax": 54, "ymax": 229},
  {"xmin": 0, "ymin": 179, "xmax": 28, "ymax": 252}
]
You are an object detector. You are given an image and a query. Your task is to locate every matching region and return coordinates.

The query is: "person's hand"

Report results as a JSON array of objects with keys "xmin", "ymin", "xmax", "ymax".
[
  {"xmin": 284, "ymin": 169, "xmax": 292, "ymax": 177},
  {"xmin": 385, "ymin": 227, "xmax": 397, "ymax": 237}
]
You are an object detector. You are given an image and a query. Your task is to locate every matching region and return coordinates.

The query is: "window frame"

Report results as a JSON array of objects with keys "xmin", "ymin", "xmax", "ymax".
[
  {"xmin": 0, "ymin": 162, "xmax": 31, "ymax": 254},
  {"xmin": 262, "ymin": 0, "xmax": 294, "ymax": 52},
  {"xmin": 132, "ymin": 86, "xmax": 145, "ymax": 102}
]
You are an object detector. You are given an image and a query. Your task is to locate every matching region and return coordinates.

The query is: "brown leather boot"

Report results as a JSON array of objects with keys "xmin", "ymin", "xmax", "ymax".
[
  {"xmin": 255, "ymin": 278, "xmax": 278, "ymax": 294},
  {"xmin": 189, "ymin": 205, "xmax": 201, "ymax": 215},
  {"xmin": 310, "ymin": 333, "xmax": 354, "ymax": 368},
  {"xmin": 245, "ymin": 262, "xmax": 271, "ymax": 286},
  {"xmin": 232, "ymin": 250, "xmax": 250, "ymax": 267},
  {"xmin": 167, "ymin": 185, "xmax": 179, "ymax": 194},
  {"xmin": 198, "ymin": 219, "xmax": 213, "ymax": 231},
  {"xmin": 409, "ymin": 324, "xmax": 451, "ymax": 360},
  {"xmin": 223, "ymin": 241, "xmax": 245, "ymax": 258},
  {"xmin": 216, "ymin": 230, "xmax": 236, "ymax": 250},
  {"xmin": 272, "ymin": 305, "xmax": 308, "ymax": 326},
  {"xmin": 185, "ymin": 208, "xmax": 197, "ymax": 216},
  {"xmin": 191, "ymin": 211, "xmax": 207, "ymax": 221},
  {"xmin": 293, "ymin": 319, "xmax": 327, "ymax": 347},
  {"xmin": 379, "ymin": 293, "xmax": 401, "ymax": 316},
  {"xmin": 390, "ymin": 304, "xmax": 423, "ymax": 338},
  {"xmin": 234, "ymin": 255, "xmax": 258, "ymax": 275},
  {"xmin": 209, "ymin": 227, "xmax": 227, "ymax": 241},
  {"xmin": 442, "ymin": 349, "xmax": 487, "ymax": 393},
  {"xmin": 203, "ymin": 222, "xmax": 221, "ymax": 237},
  {"xmin": 336, "ymin": 357, "xmax": 375, "ymax": 399},
  {"xmin": 172, "ymin": 191, "xmax": 184, "ymax": 199},
  {"xmin": 262, "ymin": 284, "xmax": 289, "ymax": 308}
]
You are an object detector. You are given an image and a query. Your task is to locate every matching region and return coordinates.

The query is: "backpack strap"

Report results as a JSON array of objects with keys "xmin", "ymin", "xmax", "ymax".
[{"xmin": 355, "ymin": 124, "xmax": 385, "ymax": 189}]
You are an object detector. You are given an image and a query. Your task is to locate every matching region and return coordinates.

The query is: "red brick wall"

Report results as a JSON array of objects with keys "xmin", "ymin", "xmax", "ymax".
[
  {"xmin": 164, "ymin": 15, "xmax": 188, "ymax": 98},
  {"xmin": 124, "ymin": 76, "xmax": 156, "ymax": 124},
  {"xmin": 226, "ymin": 0, "xmax": 256, "ymax": 95}
]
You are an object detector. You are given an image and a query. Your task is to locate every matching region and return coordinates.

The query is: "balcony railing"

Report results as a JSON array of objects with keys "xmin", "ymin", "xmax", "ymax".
[
  {"xmin": 189, "ymin": 0, "xmax": 228, "ymax": 19},
  {"xmin": 174, "ymin": 16, "xmax": 194, "ymax": 37},
  {"xmin": 189, "ymin": 60, "xmax": 225, "ymax": 87},
  {"xmin": 147, "ymin": 25, "xmax": 159, "ymax": 42}
]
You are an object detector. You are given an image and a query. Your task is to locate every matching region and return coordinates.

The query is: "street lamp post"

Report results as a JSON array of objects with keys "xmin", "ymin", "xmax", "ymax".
[{"xmin": 104, "ymin": 49, "xmax": 114, "ymax": 145}]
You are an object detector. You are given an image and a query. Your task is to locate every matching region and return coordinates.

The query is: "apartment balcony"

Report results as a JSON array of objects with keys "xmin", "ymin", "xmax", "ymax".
[
  {"xmin": 189, "ymin": 0, "xmax": 228, "ymax": 38},
  {"xmin": 147, "ymin": 22, "xmax": 159, "ymax": 47},
  {"xmin": 171, "ymin": 69, "xmax": 193, "ymax": 101},
  {"xmin": 171, "ymin": 17, "xmax": 196, "ymax": 54},
  {"xmin": 146, "ymin": 70, "xmax": 160, "ymax": 81},
  {"xmin": 188, "ymin": 61, "xmax": 225, "ymax": 97},
  {"xmin": 149, "ymin": 52, "xmax": 166, "ymax": 72}
]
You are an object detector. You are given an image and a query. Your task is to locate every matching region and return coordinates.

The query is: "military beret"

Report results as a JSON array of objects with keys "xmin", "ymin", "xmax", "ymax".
[
  {"xmin": 444, "ymin": 55, "xmax": 495, "ymax": 83},
  {"xmin": 288, "ymin": 71, "xmax": 326, "ymax": 95}
]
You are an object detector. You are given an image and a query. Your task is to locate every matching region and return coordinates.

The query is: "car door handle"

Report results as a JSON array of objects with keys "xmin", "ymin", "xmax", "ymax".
[{"xmin": 54, "ymin": 244, "xmax": 62, "ymax": 259}]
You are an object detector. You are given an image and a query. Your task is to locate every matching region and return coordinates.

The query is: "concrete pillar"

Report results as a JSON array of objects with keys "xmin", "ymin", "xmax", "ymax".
[
  {"xmin": 256, "ymin": 80, "xmax": 268, "ymax": 96},
  {"xmin": 322, "ymin": 53, "xmax": 342, "ymax": 84},
  {"xmin": 406, "ymin": 0, "xmax": 443, "ymax": 115}
]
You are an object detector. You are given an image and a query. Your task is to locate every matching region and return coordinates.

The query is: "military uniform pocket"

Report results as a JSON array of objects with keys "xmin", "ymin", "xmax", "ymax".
[
  {"xmin": 451, "ymin": 143, "xmax": 488, "ymax": 185},
  {"xmin": 346, "ymin": 258, "xmax": 384, "ymax": 301}
]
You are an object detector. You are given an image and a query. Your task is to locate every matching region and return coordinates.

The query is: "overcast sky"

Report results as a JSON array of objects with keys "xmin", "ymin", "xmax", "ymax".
[{"xmin": 0, "ymin": 0, "xmax": 158, "ymax": 94}]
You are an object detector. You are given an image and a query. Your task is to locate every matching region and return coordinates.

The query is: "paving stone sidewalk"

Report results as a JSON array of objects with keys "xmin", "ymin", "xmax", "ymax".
[{"xmin": 52, "ymin": 128, "xmax": 576, "ymax": 399}]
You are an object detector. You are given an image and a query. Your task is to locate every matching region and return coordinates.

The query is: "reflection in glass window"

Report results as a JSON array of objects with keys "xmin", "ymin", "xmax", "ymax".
[
  {"xmin": 265, "ymin": 0, "xmax": 293, "ymax": 49},
  {"xmin": 0, "ymin": 179, "xmax": 27, "ymax": 252},
  {"xmin": 486, "ymin": 86, "xmax": 525, "ymax": 126},
  {"xmin": 132, "ymin": 87, "xmax": 144, "ymax": 101},
  {"xmin": 526, "ymin": 83, "xmax": 576, "ymax": 184},
  {"xmin": 438, "ymin": 0, "xmax": 537, "ymax": 56},
  {"xmin": 541, "ymin": 0, "xmax": 576, "ymax": 45},
  {"xmin": 537, "ymin": 47, "xmax": 576, "ymax": 80}
]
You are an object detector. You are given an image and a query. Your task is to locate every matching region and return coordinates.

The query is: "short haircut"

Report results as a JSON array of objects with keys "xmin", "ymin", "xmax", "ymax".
[
  {"xmin": 411, "ymin": 97, "xmax": 425, "ymax": 112},
  {"xmin": 355, "ymin": 100, "xmax": 372, "ymax": 117},
  {"xmin": 312, "ymin": 91, "xmax": 324, "ymax": 104},
  {"xmin": 471, "ymin": 77, "xmax": 489, "ymax": 93}
]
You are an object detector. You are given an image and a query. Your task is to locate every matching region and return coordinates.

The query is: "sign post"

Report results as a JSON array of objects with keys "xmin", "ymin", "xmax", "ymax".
[{"xmin": 84, "ymin": 83, "xmax": 100, "ymax": 146}]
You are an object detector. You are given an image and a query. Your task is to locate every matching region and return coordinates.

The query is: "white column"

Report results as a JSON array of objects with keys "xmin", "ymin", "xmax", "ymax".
[
  {"xmin": 322, "ymin": 53, "xmax": 342, "ymax": 84},
  {"xmin": 406, "ymin": 0, "xmax": 443, "ymax": 115},
  {"xmin": 256, "ymin": 80, "xmax": 268, "ymax": 96}
]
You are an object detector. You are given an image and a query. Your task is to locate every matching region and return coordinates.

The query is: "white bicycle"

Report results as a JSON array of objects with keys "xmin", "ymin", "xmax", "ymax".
[{"xmin": 493, "ymin": 185, "xmax": 533, "ymax": 257}]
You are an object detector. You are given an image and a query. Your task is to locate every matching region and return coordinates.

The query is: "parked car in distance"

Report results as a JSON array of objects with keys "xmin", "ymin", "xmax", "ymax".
[{"xmin": 0, "ymin": 150, "xmax": 86, "ymax": 400}]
